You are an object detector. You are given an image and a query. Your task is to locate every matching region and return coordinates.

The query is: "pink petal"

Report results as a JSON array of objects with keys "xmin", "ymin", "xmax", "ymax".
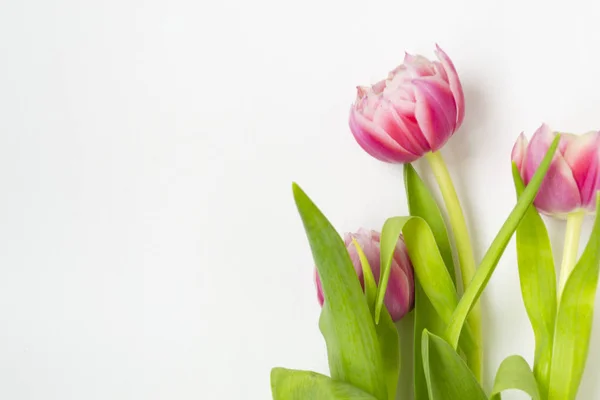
[
  {"xmin": 315, "ymin": 268, "xmax": 324, "ymax": 306},
  {"xmin": 563, "ymin": 131, "xmax": 600, "ymax": 209},
  {"xmin": 525, "ymin": 124, "xmax": 581, "ymax": 215},
  {"xmin": 375, "ymin": 100, "xmax": 428, "ymax": 155},
  {"xmin": 350, "ymin": 108, "xmax": 420, "ymax": 163},
  {"xmin": 393, "ymin": 237, "xmax": 414, "ymax": 285},
  {"xmin": 412, "ymin": 77, "xmax": 457, "ymax": 151},
  {"xmin": 522, "ymin": 124, "xmax": 556, "ymax": 183},
  {"xmin": 511, "ymin": 132, "xmax": 528, "ymax": 172},
  {"xmin": 432, "ymin": 61, "xmax": 449, "ymax": 83},
  {"xmin": 403, "ymin": 52, "xmax": 436, "ymax": 78},
  {"xmin": 384, "ymin": 261, "xmax": 413, "ymax": 321},
  {"xmin": 435, "ymin": 44, "xmax": 465, "ymax": 128}
]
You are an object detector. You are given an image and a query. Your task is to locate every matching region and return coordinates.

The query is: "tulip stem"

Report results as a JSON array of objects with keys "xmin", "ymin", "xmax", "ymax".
[
  {"xmin": 425, "ymin": 150, "xmax": 482, "ymax": 382},
  {"xmin": 558, "ymin": 210, "xmax": 585, "ymax": 298}
]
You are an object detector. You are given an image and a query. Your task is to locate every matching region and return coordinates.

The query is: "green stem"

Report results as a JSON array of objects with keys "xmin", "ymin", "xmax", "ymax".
[
  {"xmin": 425, "ymin": 150, "xmax": 483, "ymax": 382},
  {"xmin": 557, "ymin": 210, "xmax": 585, "ymax": 298}
]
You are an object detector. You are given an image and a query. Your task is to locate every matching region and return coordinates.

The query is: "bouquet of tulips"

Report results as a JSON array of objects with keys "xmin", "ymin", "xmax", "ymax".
[{"xmin": 270, "ymin": 45, "xmax": 600, "ymax": 400}]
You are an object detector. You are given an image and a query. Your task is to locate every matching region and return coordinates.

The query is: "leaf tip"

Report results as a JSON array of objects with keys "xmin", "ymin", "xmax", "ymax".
[
  {"xmin": 270, "ymin": 367, "xmax": 285, "ymax": 391},
  {"xmin": 291, "ymin": 182, "xmax": 302, "ymax": 196}
]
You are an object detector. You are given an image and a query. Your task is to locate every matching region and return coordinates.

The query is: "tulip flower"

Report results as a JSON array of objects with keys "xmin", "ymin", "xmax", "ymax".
[
  {"xmin": 512, "ymin": 123, "xmax": 600, "ymax": 217},
  {"xmin": 314, "ymin": 228, "xmax": 414, "ymax": 322},
  {"xmin": 349, "ymin": 45, "xmax": 464, "ymax": 163},
  {"xmin": 512, "ymin": 123, "xmax": 600, "ymax": 295}
]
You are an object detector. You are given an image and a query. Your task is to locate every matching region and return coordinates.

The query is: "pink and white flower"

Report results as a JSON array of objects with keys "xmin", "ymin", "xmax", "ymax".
[
  {"xmin": 512, "ymin": 123, "xmax": 600, "ymax": 217},
  {"xmin": 349, "ymin": 45, "xmax": 465, "ymax": 163},
  {"xmin": 314, "ymin": 228, "xmax": 415, "ymax": 322}
]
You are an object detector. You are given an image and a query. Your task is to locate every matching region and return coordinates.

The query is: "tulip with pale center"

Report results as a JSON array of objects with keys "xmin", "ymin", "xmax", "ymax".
[
  {"xmin": 512, "ymin": 123, "xmax": 600, "ymax": 295},
  {"xmin": 314, "ymin": 228, "xmax": 414, "ymax": 322},
  {"xmin": 349, "ymin": 45, "xmax": 464, "ymax": 163},
  {"xmin": 512, "ymin": 123, "xmax": 600, "ymax": 217}
]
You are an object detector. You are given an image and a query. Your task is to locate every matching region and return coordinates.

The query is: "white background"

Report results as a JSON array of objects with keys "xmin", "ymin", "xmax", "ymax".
[{"xmin": 1, "ymin": 0, "xmax": 599, "ymax": 399}]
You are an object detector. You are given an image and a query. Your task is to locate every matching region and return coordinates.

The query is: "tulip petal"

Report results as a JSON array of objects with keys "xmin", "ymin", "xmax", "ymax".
[
  {"xmin": 525, "ymin": 124, "xmax": 581, "ymax": 214},
  {"xmin": 403, "ymin": 52, "xmax": 436, "ymax": 78},
  {"xmin": 374, "ymin": 100, "xmax": 428, "ymax": 155},
  {"xmin": 412, "ymin": 77, "xmax": 457, "ymax": 151},
  {"xmin": 511, "ymin": 132, "xmax": 528, "ymax": 172},
  {"xmin": 432, "ymin": 61, "xmax": 449, "ymax": 83},
  {"xmin": 384, "ymin": 261, "xmax": 413, "ymax": 321},
  {"xmin": 350, "ymin": 108, "xmax": 420, "ymax": 163},
  {"xmin": 314, "ymin": 270, "xmax": 324, "ymax": 306},
  {"xmin": 394, "ymin": 238, "xmax": 415, "ymax": 286},
  {"xmin": 580, "ymin": 160, "xmax": 600, "ymax": 212},
  {"xmin": 563, "ymin": 131, "xmax": 600, "ymax": 209},
  {"xmin": 435, "ymin": 44, "xmax": 465, "ymax": 128}
]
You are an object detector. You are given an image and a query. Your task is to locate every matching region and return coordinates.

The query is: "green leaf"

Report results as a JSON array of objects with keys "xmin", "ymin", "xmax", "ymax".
[
  {"xmin": 376, "ymin": 307, "xmax": 400, "ymax": 400},
  {"xmin": 375, "ymin": 216, "xmax": 478, "ymax": 367},
  {"xmin": 293, "ymin": 184, "xmax": 387, "ymax": 400},
  {"xmin": 353, "ymin": 239, "xmax": 400, "ymax": 400},
  {"xmin": 445, "ymin": 135, "xmax": 560, "ymax": 348},
  {"xmin": 376, "ymin": 217, "xmax": 456, "ymax": 325},
  {"xmin": 512, "ymin": 163, "xmax": 556, "ymax": 398},
  {"xmin": 421, "ymin": 330, "xmax": 487, "ymax": 400},
  {"xmin": 548, "ymin": 196, "xmax": 600, "ymax": 400},
  {"xmin": 270, "ymin": 368, "xmax": 379, "ymax": 400},
  {"xmin": 490, "ymin": 355, "xmax": 541, "ymax": 400},
  {"xmin": 404, "ymin": 163, "xmax": 457, "ymax": 400},
  {"xmin": 353, "ymin": 238, "xmax": 377, "ymax": 313},
  {"xmin": 412, "ymin": 282, "xmax": 443, "ymax": 400},
  {"xmin": 404, "ymin": 163, "xmax": 457, "ymax": 283}
]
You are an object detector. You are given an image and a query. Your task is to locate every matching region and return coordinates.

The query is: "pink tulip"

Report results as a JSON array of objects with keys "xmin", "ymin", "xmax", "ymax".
[
  {"xmin": 314, "ymin": 228, "xmax": 415, "ymax": 322},
  {"xmin": 512, "ymin": 123, "xmax": 600, "ymax": 216},
  {"xmin": 349, "ymin": 45, "xmax": 465, "ymax": 163}
]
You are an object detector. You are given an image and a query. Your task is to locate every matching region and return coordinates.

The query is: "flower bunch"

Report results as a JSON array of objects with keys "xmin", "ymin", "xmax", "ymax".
[{"xmin": 271, "ymin": 45, "xmax": 600, "ymax": 400}]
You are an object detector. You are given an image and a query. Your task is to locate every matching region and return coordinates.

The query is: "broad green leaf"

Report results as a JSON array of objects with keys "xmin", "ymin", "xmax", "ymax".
[
  {"xmin": 548, "ymin": 197, "xmax": 600, "ymax": 400},
  {"xmin": 270, "ymin": 368, "xmax": 379, "ymax": 400},
  {"xmin": 404, "ymin": 163, "xmax": 456, "ymax": 400},
  {"xmin": 293, "ymin": 184, "xmax": 387, "ymax": 400},
  {"xmin": 490, "ymin": 355, "xmax": 541, "ymax": 400},
  {"xmin": 404, "ymin": 164, "xmax": 457, "ymax": 283},
  {"xmin": 512, "ymin": 163, "xmax": 556, "ymax": 398},
  {"xmin": 376, "ymin": 307, "xmax": 400, "ymax": 400},
  {"xmin": 421, "ymin": 330, "xmax": 487, "ymax": 400},
  {"xmin": 412, "ymin": 282, "xmax": 443, "ymax": 400},
  {"xmin": 375, "ymin": 216, "xmax": 478, "ymax": 364},
  {"xmin": 353, "ymin": 239, "xmax": 400, "ymax": 400},
  {"xmin": 376, "ymin": 216, "xmax": 456, "ymax": 324},
  {"xmin": 445, "ymin": 135, "xmax": 560, "ymax": 348}
]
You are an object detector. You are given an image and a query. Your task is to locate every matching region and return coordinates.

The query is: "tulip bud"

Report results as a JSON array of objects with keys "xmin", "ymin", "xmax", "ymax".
[
  {"xmin": 349, "ymin": 45, "xmax": 465, "ymax": 163},
  {"xmin": 314, "ymin": 228, "xmax": 415, "ymax": 321},
  {"xmin": 512, "ymin": 123, "xmax": 600, "ymax": 217}
]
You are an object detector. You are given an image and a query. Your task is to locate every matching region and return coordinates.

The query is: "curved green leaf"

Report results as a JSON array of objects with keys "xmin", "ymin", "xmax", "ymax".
[
  {"xmin": 376, "ymin": 308, "xmax": 400, "ymax": 400},
  {"xmin": 353, "ymin": 239, "xmax": 399, "ymax": 400},
  {"xmin": 404, "ymin": 163, "xmax": 457, "ymax": 400},
  {"xmin": 512, "ymin": 163, "xmax": 556, "ymax": 398},
  {"xmin": 293, "ymin": 183, "xmax": 387, "ymax": 400},
  {"xmin": 404, "ymin": 164, "xmax": 456, "ymax": 282},
  {"xmin": 445, "ymin": 135, "xmax": 560, "ymax": 348},
  {"xmin": 490, "ymin": 355, "xmax": 541, "ymax": 400},
  {"xmin": 353, "ymin": 238, "xmax": 377, "ymax": 313},
  {"xmin": 270, "ymin": 368, "xmax": 379, "ymax": 400},
  {"xmin": 377, "ymin": 216, "xmax": 456, "ymax": 325},
  {"xmin": 375, "ymin": 216, "xmax": 478, "ymax": 363},
  {"xmin": 412, "ymin": 283, "xmax": 441, "ymax": 400},
  {"xmin": 548, "ymin": 196, "xmax": 600, "ymax": 400},
  {"xmin": 421, "ymin": 331, "xmax": 487, "ymax": 400}
]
